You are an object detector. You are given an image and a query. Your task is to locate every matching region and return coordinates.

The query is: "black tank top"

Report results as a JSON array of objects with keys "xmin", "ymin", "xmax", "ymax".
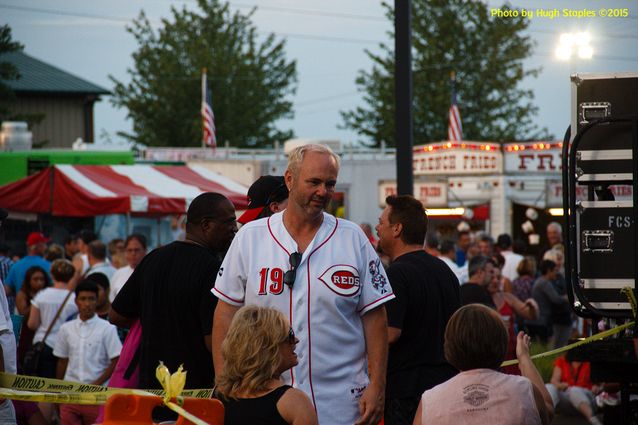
[{"xmin": 222, "ymin": 385, "xmax": 292, "ymax": 425}]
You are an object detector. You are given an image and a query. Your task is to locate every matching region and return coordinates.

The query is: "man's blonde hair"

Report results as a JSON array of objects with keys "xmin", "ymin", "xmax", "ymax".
[
  {"xmin": 216, "ymin": 306, "xmax": 289, "ymax": 398},
  {"xmin": 287, "ymin": 144, "xmax": 340, "ymax": 177}
]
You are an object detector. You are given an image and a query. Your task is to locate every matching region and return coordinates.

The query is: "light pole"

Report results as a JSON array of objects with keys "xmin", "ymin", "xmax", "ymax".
[
  {"xmin": 555, "ymin": 32, "xmax": 594, "ymax": 61},
  {"xmin": 395, "ymin": 0, "xmax": 413, "ymax": 196}
]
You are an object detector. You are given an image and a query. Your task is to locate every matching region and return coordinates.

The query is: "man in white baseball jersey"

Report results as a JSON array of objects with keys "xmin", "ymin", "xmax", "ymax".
[{"xmin": 212, "ymin": 144, "xmax": 394, "ymax": 425}]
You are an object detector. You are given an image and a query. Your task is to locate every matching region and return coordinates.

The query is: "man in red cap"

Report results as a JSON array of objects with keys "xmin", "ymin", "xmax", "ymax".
[
  {"xmin": 237, "ymin": 175, "xmax": 289, "ymax": 225},
  {"xmin": 4, "ymin": 231, "xmax": 52, "ymax": 297}
]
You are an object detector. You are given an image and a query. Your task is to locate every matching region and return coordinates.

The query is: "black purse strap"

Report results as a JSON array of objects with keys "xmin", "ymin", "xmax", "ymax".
[{"xmin": 41, "ymin": 289, "xmax": 73, "ymax": 345}]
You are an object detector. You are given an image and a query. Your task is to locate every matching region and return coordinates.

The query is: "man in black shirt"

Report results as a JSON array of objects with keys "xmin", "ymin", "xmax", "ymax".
[
  {"xmin": 110, "ymin": 193, "xmax": 238, "ymax": 392},
  {"xmin": 460, "ymin": 255, "xmax": 496, "ymax": 309},
  {"xmin": 376, "ymin": 195, "xmax": 461, "ymax": 425}
]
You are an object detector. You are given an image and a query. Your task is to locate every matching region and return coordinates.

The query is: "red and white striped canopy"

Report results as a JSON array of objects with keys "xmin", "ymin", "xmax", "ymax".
[{"xmin": 0, "ymin": 165, "xmax": 249, "ymax": 217}]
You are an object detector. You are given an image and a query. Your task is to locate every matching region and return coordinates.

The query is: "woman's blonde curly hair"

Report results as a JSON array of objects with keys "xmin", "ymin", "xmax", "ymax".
[{"xmin": 216, "ymin": 306, "xmax": 289, "ymax": 398}]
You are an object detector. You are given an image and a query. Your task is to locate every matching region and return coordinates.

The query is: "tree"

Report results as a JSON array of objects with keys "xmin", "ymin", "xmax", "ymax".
[
  {"xmin": 111, "ymin": 0, "xmax": 297, "ymax": 148},
  {"xmin": 0, "ymin": 24, "xmax": 24, "ymax": 121},
  {"xmin": 341, "ymin": 0, "xmax": 549, "ymax": 147}
]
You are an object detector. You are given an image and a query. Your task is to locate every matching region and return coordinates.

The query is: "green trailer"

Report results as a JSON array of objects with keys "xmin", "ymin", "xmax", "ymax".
[{"xmin": 0, "ymin": 150, "xmax": 135, "ymax": 185}]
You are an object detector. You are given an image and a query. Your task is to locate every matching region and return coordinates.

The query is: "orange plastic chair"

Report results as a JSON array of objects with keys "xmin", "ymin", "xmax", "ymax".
[{"xmin": 102, "ymin": 393, "xmax": 224, "ymax": 425}]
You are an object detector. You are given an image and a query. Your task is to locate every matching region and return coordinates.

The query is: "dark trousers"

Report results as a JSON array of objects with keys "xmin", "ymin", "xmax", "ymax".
[{"xmin": 384, "ymin": 396, "xmax": 421, "ymax": 425}]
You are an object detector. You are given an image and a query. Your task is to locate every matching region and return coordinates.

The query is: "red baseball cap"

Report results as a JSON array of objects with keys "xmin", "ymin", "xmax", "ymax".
[{"xmin": 26, "ymin": 232, "xmax": 50, "ymax": 247}]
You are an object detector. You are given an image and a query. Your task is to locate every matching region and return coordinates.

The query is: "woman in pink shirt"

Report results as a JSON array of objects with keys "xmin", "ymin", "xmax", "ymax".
[{"xmin": 412, "ymin": 304, "xmax": 554, "ymax": 425}]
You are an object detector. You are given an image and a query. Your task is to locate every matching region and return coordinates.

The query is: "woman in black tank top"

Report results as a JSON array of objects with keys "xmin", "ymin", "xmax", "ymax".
[{"xmin": 216, "ymin": 306, "xmax": 317, "ymax": 425}]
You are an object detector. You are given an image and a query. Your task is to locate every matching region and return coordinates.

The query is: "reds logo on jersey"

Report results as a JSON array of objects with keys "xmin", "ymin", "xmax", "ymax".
[{"xmin": 318, "ymin": 265, "xmax": 361, "ymax": 297}]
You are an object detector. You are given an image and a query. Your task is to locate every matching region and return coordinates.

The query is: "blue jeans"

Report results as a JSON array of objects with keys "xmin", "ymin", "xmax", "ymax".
[{"xmin": 0, "ymin": 400, "xmax": 16, "ymax": 425}]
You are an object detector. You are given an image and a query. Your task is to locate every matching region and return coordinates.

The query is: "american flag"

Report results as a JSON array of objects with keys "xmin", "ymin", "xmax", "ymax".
[
  {"xmin": 201, "ymin": 69, "xmax": 217, "ymax": 148},
  {"xmin": 447, "ymin": 72, "xmax": 463, "ymax": 141}
]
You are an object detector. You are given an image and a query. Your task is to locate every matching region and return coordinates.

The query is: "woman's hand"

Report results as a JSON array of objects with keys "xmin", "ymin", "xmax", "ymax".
[{"xmin": 515, "ymin": 331, "xmax": 532, "ymax": 360}]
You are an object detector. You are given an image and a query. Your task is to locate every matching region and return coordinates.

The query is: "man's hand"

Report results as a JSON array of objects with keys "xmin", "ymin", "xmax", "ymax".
[
  {"xmin": 212, "ymin": 301, "xmax": 241, "ymax": 377},
  {"xmin": 355, "ymin": 383, "xmax": 384, "ymax": 425}
]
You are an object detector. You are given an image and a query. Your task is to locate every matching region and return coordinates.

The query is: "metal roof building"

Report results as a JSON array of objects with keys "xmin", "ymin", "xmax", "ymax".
[{"xmin": 0, "ymin": 51, "xmax": 110, "ymax": 147}]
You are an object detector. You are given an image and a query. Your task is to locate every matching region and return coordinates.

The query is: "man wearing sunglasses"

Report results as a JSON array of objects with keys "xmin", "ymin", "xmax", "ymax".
[{"xmin": 213, "ymin": 144, "xmax": 394, "ymax": 425}]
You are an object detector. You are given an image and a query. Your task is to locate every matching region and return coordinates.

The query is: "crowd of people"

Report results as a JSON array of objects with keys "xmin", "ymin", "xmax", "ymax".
[
  {"xmin": 0, "ymin": 143, "xmax": 608, "ymax": 425},
  {"xmin": 417, "ymin": 220, "xmax": 573, "ymax": 352},
  {"xmin": 0, "ymin": 218, "xmax": 148, "ymax": 424}
]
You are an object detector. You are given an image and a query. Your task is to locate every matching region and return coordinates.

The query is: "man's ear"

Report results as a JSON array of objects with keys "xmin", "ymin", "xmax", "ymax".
[
  {"xmin": 284, "ymin": 169, "xmax": 294, "ymax": 191},
  {"xmin": 199, "ymin": 219, "xmax": 214, "ymax": 234},
  {"xmin": 269, "ymin": 202, "xmax": 281, "ymax": 213},
  {"xmin": 393, "ymin": 222, "xmax": 403, "ymax": 239}
]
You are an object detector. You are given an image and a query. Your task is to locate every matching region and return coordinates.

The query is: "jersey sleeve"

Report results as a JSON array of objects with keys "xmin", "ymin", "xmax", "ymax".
[
  {"xmin": 384, "ymin": 265, "xmax": 408, "ymax": 329},
  {"xmin": 211, "ymin": 231, "xmax": 248, "ymax": 306},
  {"xmin": 356, "ymin": 237, "xmax": 394, "ymax": 316}
]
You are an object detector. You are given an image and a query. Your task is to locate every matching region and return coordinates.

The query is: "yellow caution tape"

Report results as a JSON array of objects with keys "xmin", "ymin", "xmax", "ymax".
[
  {"xmin": 155, "ymin": 363, "xmax": 208, "ymax": 425},
  {"xmin": 504, "ymin": 287, "xmax": 637, "ymax": 367},
  {"xmin": 0, "ymin": 362, "xmax": 208, "ymax": 425},
  {"xmin": 0, "ymin": 388, "xmax": 113, "ymax": 405},
  {"xmin": 0, "ymin": 372, "xmax": 213, "ymax": 404},
  {"xmin": 501, "ymin": 320, "xmax": 634, "ymax": 367},
  {"xmin": 620, "ymin": 287, "xmax": 637, "ymax": 318},
  {"xmin": 0, "ymin": 364, "xmax": 211, "ymax": 425}
]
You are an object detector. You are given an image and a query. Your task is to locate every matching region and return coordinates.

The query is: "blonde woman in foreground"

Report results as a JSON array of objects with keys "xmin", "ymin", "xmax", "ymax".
[
  {"xmin": 412, "ymin": 304, "xmax": 554, "ymax": 425},
  {"xmin": 216, "ymin": 306, "xmax": 318, "ymax": 425}
]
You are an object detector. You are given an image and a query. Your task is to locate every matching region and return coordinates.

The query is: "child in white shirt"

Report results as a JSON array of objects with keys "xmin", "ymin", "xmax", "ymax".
[{"xmin": 54, "ymin": 279, "xmax": 122, "ymax": 425}]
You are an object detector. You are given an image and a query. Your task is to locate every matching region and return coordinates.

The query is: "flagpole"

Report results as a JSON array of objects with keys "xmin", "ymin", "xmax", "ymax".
[{"xmin": 201, "ymin": 68, "xmax": 207, "ymax": 149}]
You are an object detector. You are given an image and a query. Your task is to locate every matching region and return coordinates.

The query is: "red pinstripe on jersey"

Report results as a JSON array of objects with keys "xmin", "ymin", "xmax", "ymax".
[{"xmin": 266, "ymin": 215, "xmax": 339, "ymax": 413}]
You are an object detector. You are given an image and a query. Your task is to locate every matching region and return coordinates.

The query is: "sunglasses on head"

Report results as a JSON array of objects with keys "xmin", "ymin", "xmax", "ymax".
[{"xmin": 283, "ymin": 252, "xmax": 302, "ymax": 288}]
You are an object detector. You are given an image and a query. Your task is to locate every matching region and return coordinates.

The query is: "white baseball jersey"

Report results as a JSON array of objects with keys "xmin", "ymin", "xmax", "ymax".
[{"xmin": 213, "ymin": 211, "xmax": 394, "ymax": 425}]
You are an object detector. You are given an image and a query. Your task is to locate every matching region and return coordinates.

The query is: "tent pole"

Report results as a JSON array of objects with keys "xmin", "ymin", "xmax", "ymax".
[
  {"xmin": 126, "ymin": 213, "xmax": 131, "ymax": 235},
  {"xmin": 157, "ymin": 217, "xmax": 161, "ymax": 247}
]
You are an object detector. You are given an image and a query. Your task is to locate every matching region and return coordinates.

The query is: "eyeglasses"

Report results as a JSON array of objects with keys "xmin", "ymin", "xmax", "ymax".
[
  {"xmin": 284, "ymin": 327, "xmax": 296, "ymax": 344},
  {"xmin": 283, "ymin": 252, "xmax": 302, "ymax": 288}
]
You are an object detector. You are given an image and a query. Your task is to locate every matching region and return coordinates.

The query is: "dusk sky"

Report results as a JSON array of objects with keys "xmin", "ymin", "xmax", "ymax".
[{"xmin": 3, "ymin": 0, "xmax": 638, "ymax": 147}]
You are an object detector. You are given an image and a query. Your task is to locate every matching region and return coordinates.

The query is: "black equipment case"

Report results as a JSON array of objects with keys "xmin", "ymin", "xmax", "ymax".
[{"xmin": 564, "ymin": 72, "xmax": 638, "ymax": 318}]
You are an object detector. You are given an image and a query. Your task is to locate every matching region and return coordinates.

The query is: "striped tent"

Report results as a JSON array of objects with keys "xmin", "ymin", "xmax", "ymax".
[{"xmin": 0, "ymin": 165, "xmax": 248, "ymax": 217}]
